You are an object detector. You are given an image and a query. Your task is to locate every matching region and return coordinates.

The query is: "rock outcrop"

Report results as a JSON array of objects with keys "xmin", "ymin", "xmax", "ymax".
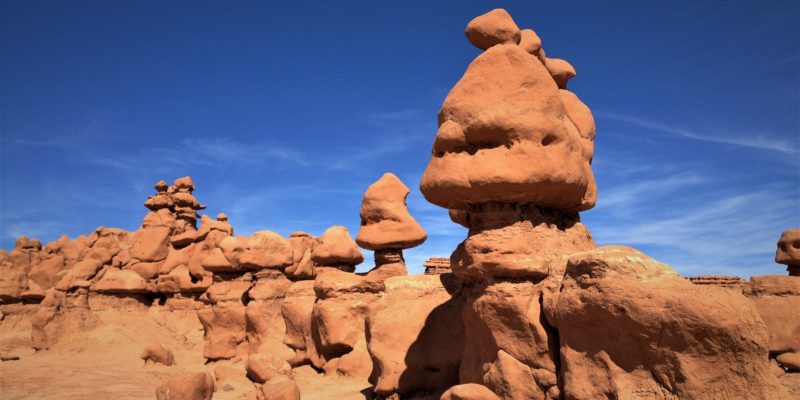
[
  {"xmin": 688, "ymin": 274, "xmax": 746, "ymax": 289},
  {"xmin": 744, "ymin": 275, "xmax": 800, "ymax": 376},
  {"xmin": 423, "ymin": 257, "xmax": 450, "ymax": 275},
  {"xmin": 552, "ymin": 246, "xmax": 786, "ymax": 399},
  {"xmin": 366, "ymin": 274, "xmax": 465, "ymax": 398},
  {"xmin": 356, "ymin": 173, "xmax": 427, "ymax": 280}
]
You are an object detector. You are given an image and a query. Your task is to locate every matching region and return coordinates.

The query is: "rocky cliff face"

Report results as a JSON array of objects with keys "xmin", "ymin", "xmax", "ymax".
[{"xmin": 1, "ymin": 8, "xmax": 798, "ymax": 400}]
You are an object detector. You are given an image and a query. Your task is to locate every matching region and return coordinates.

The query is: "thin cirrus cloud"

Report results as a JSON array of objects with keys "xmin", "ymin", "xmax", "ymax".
[{"xmin": 596, "ymin": 111, "xmax": 799, "ymax": 156}]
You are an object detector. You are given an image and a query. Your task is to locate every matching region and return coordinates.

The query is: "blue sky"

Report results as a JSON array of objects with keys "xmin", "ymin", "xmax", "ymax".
[{"xmin": 1, "ymin": 1, "xmax": 798, "ymax": 277}]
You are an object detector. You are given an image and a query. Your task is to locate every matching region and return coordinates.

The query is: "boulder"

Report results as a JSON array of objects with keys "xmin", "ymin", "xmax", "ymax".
[
  {"xmin": 130, "ymin": 226, "xmax": 171, "ymax": 262},
  {"xmin": 246, "ymin": 353, "xmax": 292, "ymax": 383},
  {"xmin": 91, "ymin": 267, "xmax": 147, "ymax": 294},
  {"xmin": 238, "ymin": 231, "xmax": 293, "ymax": 270},
  {"xmin": 155, "ymin": 372, "xmax": 214, "ymax": 400},
  {"xmin": 441, "ymin": 384, "xmax": 501, "ymax": 400},
  {"xmin": 140, "ymin": 343, "xmax": 175, "ymax": 366},
  {"xmin": 311, "ymin": 226, "xmax": 363, "ymax": 271},
  {"xmin": 518, "ymin": 28, "xmax": 542, "ymax": 55},
  {"xmin": 465, "ymin": 9, "xmax": 520, "ymax": 51},
  {"xmin": 261, "ymin": 376, "xmax": 301, "ymax": 400},
  {"xmin": 544, "ymin": 58, "xmax": 576, "ymax": 89}
]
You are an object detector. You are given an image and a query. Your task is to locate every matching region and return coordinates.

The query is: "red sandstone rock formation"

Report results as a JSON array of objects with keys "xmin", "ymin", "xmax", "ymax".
[
  {"xmin": 366, "ymin": 274, "xmax": 465, "ymax": 398},
  {"xmin": 418, "ymin": 8, "xmax": 597, "ymax": 399},
  {"xmin": 423, "ymin": 257, "xmax": 450, "ymax": 275},
  {"xmin": 1, "ymin": 9, "xmax": 796, "ymax": 400},
  {"xmin": 776, "ymin": 229, "xmax": 800, "ymax": 276},
  {"xmin": 552, "ymin": 246, "xmax": 786, "ymax": 399},
  {"xmin": 357, "ymin": 173, "xmax": 427, "ymax": 280},
  {"xmin": 310, "ymin": 226, "xmax": 363, "ymax": 272}
]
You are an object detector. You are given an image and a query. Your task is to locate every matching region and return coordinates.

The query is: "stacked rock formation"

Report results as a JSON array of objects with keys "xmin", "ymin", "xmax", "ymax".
[
  {"xmin": 356, "ymin": 173, "xmax": 427, "ymax": 280},
  {"xmin": 419, "ymin": 8, "xmax": 596, "ymax": 399},
  {"xmin": 307, "ymin": 226, "xmax": 378, "ymax": 378},
  {"xmin": 418, "ymin": 9, "xmax": 788, "ymax": 399},
  {"xmin": 776, "ymin": 229, "xmax": 800, "ymax": 276},
  {"xmin": 423, "ymin": 257, "xmax": 450, "ymax": 275}
]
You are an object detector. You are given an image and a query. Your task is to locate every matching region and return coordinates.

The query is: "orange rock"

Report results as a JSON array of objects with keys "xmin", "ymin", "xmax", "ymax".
[
  {"xmin": 261, "ymin": 375, "xmax": 300, "ymax": 400},
  {"xmin": 551, "ymin": 246, "xmax": 788, "ymax": 399},
  {"xmin": 420, "ymin": 43, "xmax": 595, "ymax": 212},
  {"xmin": 776, "ymin": 229, "xmax": 800, "ymax": 276},
  {"xmin": 155, "ymin": 372, "xmax": 214, "ymax": 400},
  {"xmin": 356, "ymin": 173, "xmax": 427, "ymax": 251},
  {"xmin": 450, "ymin": 204, "xmax": 594, "ymax": 280},
  {"xmin": 130, "ymin": 226, "xmax": 171, "ymax": 262},
  {"xmin": 311, "ymin": 226, "xmax": 363, "ymax": 271},
  {"xmin": 441, "ymin": 384, "xmax": 501, "ymax": 400},
  {"xmin": 90, "ymin": 267, "xmax": 147, "ymax": 294},
  {"xmin": 238, "ymin": 231, "xmax": 293, "ymax": 270},
  {"xmin": 285, "ymin": 231, "xmax": 318, "ymax": 280},
  {"xmin": 544, "ymin": 58, "xmax": 576, "ymax": 89},
  {"xmin": 281, "ymin": 280, "xmax": 316, "ymax": 366},
  {"xmin": 367, "ymin": 275, "xmax": 465, "ymax": 397},
  {"xmin": 744, "ymin": 276, "xmax": 800, "ymax": 356},
  {"xmin": 140, "ymin": 342, "xmax": 175, "ymax": 366},
  {"xmin": 246, "ymin": 353, "xmax": 292, "ymax": 383},
  {"xmin": 518, "ymin": 28, "xmax": 542, "ymax": 55},
  {"xmin": 465, "ymin": 9, "xmax": 520, "ymax": 51}
]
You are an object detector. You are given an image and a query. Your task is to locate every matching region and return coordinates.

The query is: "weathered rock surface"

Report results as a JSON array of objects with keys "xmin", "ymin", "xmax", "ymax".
[
  {"xmin": 367, "ymin": 274, "xmax": 465, "ymax": 397},
  {"xmin": 262, "ymin": 375, "xmax": 301, "ymax": 400},
  {"xmin": 744, "ymin": 275, "xmax": 800, "ymax": 373},
  {"xmin": 420, "ymin": 21, "xmax": 596, "ymax": 212},
  {"xmin": 551, "ymin": 246, "xmax": 788, "ymax": 399},
  {"xmin": 155, "ymin": 372, "xmax": 214, "ymax": 400}
]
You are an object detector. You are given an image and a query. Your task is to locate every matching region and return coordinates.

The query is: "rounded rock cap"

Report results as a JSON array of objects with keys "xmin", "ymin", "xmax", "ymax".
[
  {"xmin": 216, "ymin": 213, "xmax": 228, "ymax": 222},
  {"xmin": 776, "ymin": 229, "xmax": 800, "ymax": 266},
  {"xmin": 465, "ymin": 8, "xmax": 521, "ymax": 50},
  {"xmin": 311, "ymin": 226, "xmax": 364, "ymax": 266},
  {"xmin": 356, "ymin": 173, "xmax": 427, "ymax": 251},
  {"xmin": 154, "ymin": 180, "xmax": 168, "ymax": 192}
]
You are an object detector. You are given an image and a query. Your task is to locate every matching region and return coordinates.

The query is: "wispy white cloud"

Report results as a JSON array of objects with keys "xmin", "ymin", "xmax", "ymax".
[
  {"xmin": 589, "ymin": 186, "xmax": 797, "ymax": 277},
  {"xmin": 2, "ymin": 221, "xmax": 68, "ymax": 241},
  {"xmin": 597, "ymin": 111, "xmax": 799, "ymax": 155},
  {"xmin": 598, "ymin": 171, "xmax": 705, "ymax": 209}
]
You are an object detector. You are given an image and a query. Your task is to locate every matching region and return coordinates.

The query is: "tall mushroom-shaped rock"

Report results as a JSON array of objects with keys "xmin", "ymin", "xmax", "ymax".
[
  {"xmin": 356, "ymin": 173, "xmax": 427, "ymax": 280},
  {"xmin": 419, "ymin": 9, "xmax": 595, "ymax": 398},
  {"xmin": 776, "ymin": 229, "xmax": 800, "ymax": 276},
  {"xmin": 311, "ymin": 226, "xmax": 363, "ymax": 273}
]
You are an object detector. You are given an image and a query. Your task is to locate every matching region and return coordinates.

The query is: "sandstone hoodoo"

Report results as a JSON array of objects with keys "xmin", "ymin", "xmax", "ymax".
[
  {"xmin": 776, "ymin": 229, "xmax": 800, "ymax": 276},
  {"xmin": 356, "ymin": 172, "xmax": 427, "ymax": 280},
  {"xmin": 419, "ymin": 8, "xmax": 597, "ymax": 398}
]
